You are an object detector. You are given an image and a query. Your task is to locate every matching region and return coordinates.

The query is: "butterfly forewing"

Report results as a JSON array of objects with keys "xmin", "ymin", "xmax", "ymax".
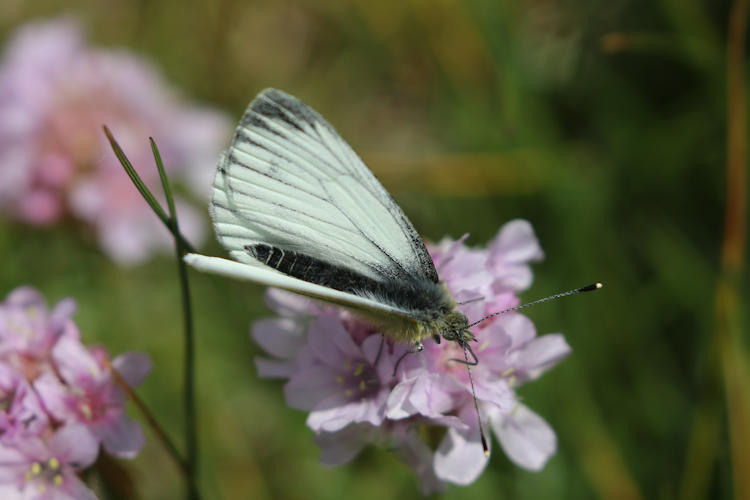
[{"xmin": 210, "ymin": 88, "xmax": 438, "ymax": 285}]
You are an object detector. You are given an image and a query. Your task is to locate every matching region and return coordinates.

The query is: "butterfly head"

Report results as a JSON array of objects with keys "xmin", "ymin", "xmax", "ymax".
[{"xmin": 434, "ymin": 310, "xmax": 476, "ymax": 347}]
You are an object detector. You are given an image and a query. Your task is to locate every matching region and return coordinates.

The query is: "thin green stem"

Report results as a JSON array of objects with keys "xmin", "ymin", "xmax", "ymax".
[
  {"xmin": 105, "ymin": 127, "xmax": 202, "ymax": 499},
  {"xmin": 151, "ymin": 138, "xmax": 200, "ymax": 500},
  {"xmin": 103, "ymin": 126, "xmax": 197, "ymax": 254}
]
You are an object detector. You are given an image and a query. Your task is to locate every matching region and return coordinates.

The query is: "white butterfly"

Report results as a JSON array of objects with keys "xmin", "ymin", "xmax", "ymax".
[
  {"xmin": 185, "ymin": 89, "xmax": 602, "ymax": 456},
  {"xmin": 185, "ymin": 88, "xmax": 476, "ymax": 354}
]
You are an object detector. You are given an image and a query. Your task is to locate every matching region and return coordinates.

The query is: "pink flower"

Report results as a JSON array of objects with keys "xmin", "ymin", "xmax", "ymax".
[
  {"xmin": 0, "ymin": 285, "xmax": 152, "ymax": 494},
  {"xmin": 0, "ymin": 287, "xmax": 77, "ymax": 380},
  {"xmin": 252, "ymin": 219, "xmax": 569, "ymax": 491},
  {"xmin": 0, "ymin": 424, "xmax": 98, "ymax": 499},
  {"xmin": 34, "ymin": 336, "xmax": 152, "ymax": 458},
  {"xmin": 487, "ymin": 219, "xmax": 545, "ymax": 290},
  {"xmin": 284, "ymin": 316, "xmax": 401, "ymax": 433},
  {"xmin": 0, "ymin": 363, "xmax": 48, "ymax": 443},
  {"xmin": 0, "ymin": 18, "xmax": 231, "ymax": 264}
]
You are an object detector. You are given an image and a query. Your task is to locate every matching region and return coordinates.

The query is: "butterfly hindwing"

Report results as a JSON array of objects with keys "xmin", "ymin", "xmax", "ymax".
[{"xmin": 184, "ymin": 254, "xmax": 422, "ymax": 328}]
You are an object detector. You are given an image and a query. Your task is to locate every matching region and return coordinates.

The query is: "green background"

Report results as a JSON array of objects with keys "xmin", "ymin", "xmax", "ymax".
[{"xmin": 0, "ymin": 1, "xmax": 747, "ymax": 499}]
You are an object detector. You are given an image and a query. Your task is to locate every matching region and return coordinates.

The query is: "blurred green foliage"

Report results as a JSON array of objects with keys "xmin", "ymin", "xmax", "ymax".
[{"xmin": 0, "ymin": 1, "xmax": 747, "ymax": 499}]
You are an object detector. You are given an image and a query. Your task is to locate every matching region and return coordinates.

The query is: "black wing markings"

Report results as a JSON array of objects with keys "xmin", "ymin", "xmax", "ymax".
[{"xmin": 247, "ymin": 244, "xmax": 443, "ymax": 312}]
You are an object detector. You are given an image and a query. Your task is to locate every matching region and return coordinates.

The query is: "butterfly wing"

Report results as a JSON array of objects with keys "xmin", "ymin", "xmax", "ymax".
[
  {"xmin": 209, "ymin": 88, "xmax": 438, "ymax": 285},
  {"xmin": 185, "ymin": 254, "xmax": 422, "ymax": 334},
  {"xmin": 186, "ymin": 254, "xmax": 411, "ymax": 315}
]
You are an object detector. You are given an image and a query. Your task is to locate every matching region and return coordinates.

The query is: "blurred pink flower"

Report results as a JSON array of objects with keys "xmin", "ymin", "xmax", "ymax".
[
  {"xmin": 0, "ymin": 363, "xmax": 48, "ymax": 443},
  {"xmin": 0, "ymin": 285, "xmax": 152, "ymax": 495},
  {"xmin": 0, "ymin": 424, "xmax": 98, "ymax": 499},
  {"xmin": 252, "ymin": 219, "xmax": 569, "ymax": 492},
  {"xmin": 0, "ymin": 18, "xmax": 231, "ymax": 264},
  {"xmin": 34, "ymin": 337, "xmax": 152, "ymax": 458},
  {"xmin": 0, "ymin": 286, "xmax": 77, "ymax": 380}
]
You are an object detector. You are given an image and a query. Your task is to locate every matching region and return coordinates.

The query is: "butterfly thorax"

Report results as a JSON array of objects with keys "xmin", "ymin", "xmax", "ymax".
[{"xmin": 378, "ymin": 282, "xmax": 473, "ymax": 345}]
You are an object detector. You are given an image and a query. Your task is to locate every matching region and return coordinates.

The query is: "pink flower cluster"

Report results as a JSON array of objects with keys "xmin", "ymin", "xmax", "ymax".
[
  {"xmin": 0, "ymin": 287, "xmax": 151, "ymax": 499},
  {"xmin": 0, "ymin": 18, "xmax": 230, "ymax": 264},
  {"xmin": 253, "ymin": 220, "xmax": 571, "ymax": 493}
]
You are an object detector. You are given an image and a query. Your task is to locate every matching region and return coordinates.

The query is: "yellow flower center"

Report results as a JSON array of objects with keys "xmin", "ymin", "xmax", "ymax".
[{"xmin": 25, "ymin": 458, "xmax": 64, "ymax": 489}]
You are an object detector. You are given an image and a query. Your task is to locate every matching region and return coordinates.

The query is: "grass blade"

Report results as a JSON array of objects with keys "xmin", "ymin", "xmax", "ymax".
[{"xmin": 103, "ymin": 125, "xmax": 197, "ymax": 254}]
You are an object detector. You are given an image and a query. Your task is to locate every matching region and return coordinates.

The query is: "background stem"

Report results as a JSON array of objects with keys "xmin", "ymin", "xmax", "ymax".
[{"xmin": 718, "ymin": 2, "xmax": 750, "ymax": 499}]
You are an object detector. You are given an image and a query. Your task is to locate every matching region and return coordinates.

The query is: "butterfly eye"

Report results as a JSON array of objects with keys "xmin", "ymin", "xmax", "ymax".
[{"xmin": 439, "ymin": 306, "xmax": 450, "ymax": 314}]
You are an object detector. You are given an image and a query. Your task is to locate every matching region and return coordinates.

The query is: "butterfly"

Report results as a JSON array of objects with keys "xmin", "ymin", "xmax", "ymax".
[
  {"xmin": 184, "ymin": 89, "xmax": 601, "ymax": 454},
  {"xmin": 185, "ymin": 88, "xmax": 485, "ymax": 357}
]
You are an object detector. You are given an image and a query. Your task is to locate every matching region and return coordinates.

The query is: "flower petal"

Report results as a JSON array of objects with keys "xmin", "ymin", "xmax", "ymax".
[
  {"xmin": 52, "ymin": 335, "xmax": 101, "ymax": 384},
  {"xmin": 473, "ymin": 377, "xmax": 514, "ymax": 411},
  {"xmin": 56, "ymin": 472, "xmax": 99, "ymax": 500},
  {"xmin": 511, "ymin": 334, "xmax": 571, "ymax": 383},
  {"xmin": 49, "ymin": 297, "xmax": 76, "ymax": 328},
  {"xmin": 255, "ymin": 358, "xmax": 296, "ymax": 379},
  {"xmin": 308, "ymin": 317, "xmax": 360, "ymax": 365},
  {"xmin": 490, "ymin": 403, "xmax": 557, "ymax": 471},
  {"xmin": 264, "ymin": 289, "xmax": 317, "ymax": 317},
  {"xmin": 0, "ymin": 484, "xmax": 22, "ymax": 497},
  {"xmin": 3, "ymin": 287, "xmax": 45, "ymax": 309},
  {"xmin": 315, "ymin": 424, "xmax": 374, "ymax": 466},
  {"xmin": 361, "ymin": 335, "xmax": 394, "ymax": 381},
  {"xmin": 307, "ymin": 392, "xmax": 385, "ymax": 433},
  {"xmin": 488, "ymin": 220, "xmax": 544, "ymax": 291},
  {"xmin": 0, "ymin": 445, "xmax": 26, "ymax": 473},
  {"xmin": 497, "ymin": 313, "xmax": 538, "ymax": 350},
  {"xmin": 434, "ymin": 425, "xmax": 489, "ymax": 485},
  {"xmin": 32, "ymin": 371, "xmax": 69, "ymax": 421},
  {"xmin": 251, "ymin": 318, "xmax": 305, "ymax": 359},
  {"xmin": 489, "ymin": 219, "xmax": 544, "ymax": 265},
  {"xmin": 101, "ymin": 415, "xmax": 144, "ymax": 458},
  {"xmin": 386, "ymin": 376, "xmax": 419, "ymax": 420},
  {"xmin": 284, "ymin": 366, "xmax": 340, "ymax": 411},
  {"xmin": 112, "ymin": 352, "xmax": 152, "ymax": 388},
  {"xmin": 49, "ymin": 424, "xmax": 99, "ymax": 469},
  {"xmin": 410, "ymin": 372, "xmax": 464, "ymax": 417},
  {"xmin": 496, "ymin": 264, "xmax": 534, "ymax": 291}
]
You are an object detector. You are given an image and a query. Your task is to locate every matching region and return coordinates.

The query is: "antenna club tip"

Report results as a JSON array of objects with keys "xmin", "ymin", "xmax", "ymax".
[
  {"xmin": 581, "ymin": 282, "xmax": 603, "ymax": 292},
  {"xmin": 481, "ymin": 435, "xmax": 490, "ymax": 458}
]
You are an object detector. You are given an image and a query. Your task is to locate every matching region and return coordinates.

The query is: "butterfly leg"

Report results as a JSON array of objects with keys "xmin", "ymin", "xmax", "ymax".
[{"xmin": 392, "ymin": 342, "xmax": 423, "ymax": 376}]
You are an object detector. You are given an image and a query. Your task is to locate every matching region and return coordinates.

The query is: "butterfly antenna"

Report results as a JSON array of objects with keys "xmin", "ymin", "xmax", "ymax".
[
  {"xmin": 468, "ymin": 282, "xmax": 603, "ymax": 329},
  {"xmin": 464, "ymin": 345, "xmax": 489, "ymax": 458}
]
